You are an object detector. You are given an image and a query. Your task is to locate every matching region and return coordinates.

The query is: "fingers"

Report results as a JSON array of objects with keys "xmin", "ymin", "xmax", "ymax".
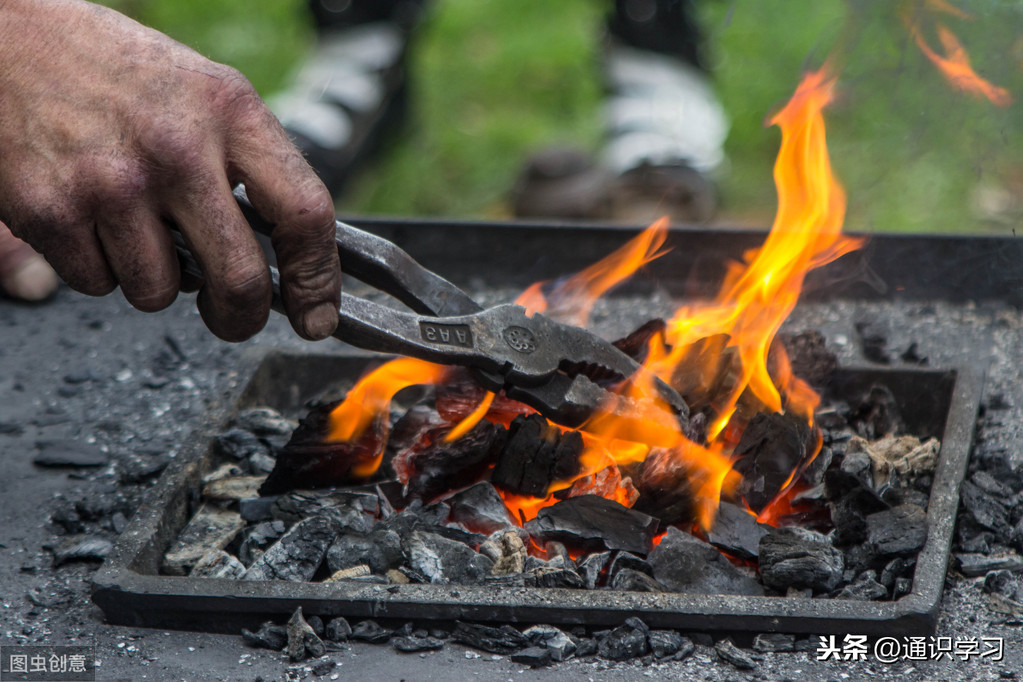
[
  {"xmin": 95, "ymin": 201, "xmax": 179, "ymax": 312},
  {"xmin": 227, "ymin": 106, "xmax": 341, "ymax": 341},
  {"xmin": 0, "ymin": 220, "xmax": 59, "ymax": 302}
]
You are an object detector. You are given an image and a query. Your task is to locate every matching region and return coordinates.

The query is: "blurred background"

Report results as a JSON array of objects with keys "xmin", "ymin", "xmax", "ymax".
[{"xmin": 100, "ymin": 0, "xmax": 1023, "ymax": 234}]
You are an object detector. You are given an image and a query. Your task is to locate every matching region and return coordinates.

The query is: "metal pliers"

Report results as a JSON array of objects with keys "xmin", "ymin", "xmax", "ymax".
[{"xmin": 174, "ymin": 187, "xmax": 690, "ymax": 432}]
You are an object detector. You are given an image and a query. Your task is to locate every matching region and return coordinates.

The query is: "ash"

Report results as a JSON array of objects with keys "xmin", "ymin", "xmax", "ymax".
[{"xmin": 2, "ymin": 287, "xmax": 1023, "ymax": 680}]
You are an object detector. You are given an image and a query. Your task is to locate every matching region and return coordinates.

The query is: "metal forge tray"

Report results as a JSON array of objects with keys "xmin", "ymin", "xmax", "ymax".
[{"xmin": 92, "ymin": 348, "xmax": 981, "ymax": 637}]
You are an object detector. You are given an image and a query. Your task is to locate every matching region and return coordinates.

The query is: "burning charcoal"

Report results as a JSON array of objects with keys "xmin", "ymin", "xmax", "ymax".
[
  {"xmin": 238, "ymin": 496, "xmax": 277, "ymax": 523},
  {"xmin": 758, "ymin": 527, "xmax": 844, "ymax": 593},
  {"xmin": 479, "ymin": 530, "xmax": 527, "ymax": 575},
  {"xmin": 237, "ymin": 407, "xmax": 297, "ymax": 436},
  {"xmin": 732, "ymin": 411, "xmax": 816, "ymax": 513},
  {"xmin": 446, "ymin": 482, "xmax": 517, "ymax": 534},
  {"xmin": 597, "ymin": 621, "xmax": 649, "ymax": 661},
  {"xmin": 326, "ymin": 528, "xmax": 403, "ymax": 575},
  {"xmin": 401, "ymin": 421, "xmax": 508, "ymax": 501},
  {"xmin": 707, "ymin": 501, "xmax": 770, "ymax": 560},
  {"xmin": 523, "ymin": 624, "xmax": 576, "ymax": 661},
  {"xmin": 773, "ymin": 330, "xmax": 836, "ymax": 389},
  {"xmin": 562, "ymin": 466, "xmax": 640, "ymax": 507},
  {"xmin": 983, "ymin": 570, "xmax": 1023, "ymax": 601},
  {"xmin": 611, "ymin": 569, "xmax": 666, "ymax": 592},
  {"xmin": 752, "ymin": 633, "xmax": 795, "ymax": 653},
  {"xmin": 163, "ymin": 505, "xmax": 245, "ymax": 575},
  {"xmin": 715, "ymin": 638, "xmax": 755, "ymax": 671},
  {"xmin": 214, "ymin": 428, "xmax": 269, "ymax": 461},
  {"xmin": 286, "ymin": 607, "xmax": 325, "ymax": 662},
  {"xmin": 854, "ymin": 320, "xmax": 890, "ymax": 364},
  {"xmin": 492, "ymin": 415, "xmax": 582, "ymax": 497},
  {"xmin": 259, "ymin": 401, "xmax": 386, "ymax": 496},
  {"xmin": 523, "ymin": 495, "xmax": 659, "ymax": 555},
  {"xmin": 452, "ymin": 622, "xmax": 530, "ymax": 654},
  {"xmin": 960, "ymin": 480, "xmax": 1012, "ymax": 539},
  {"xmin": 392, "ymin": 635, "xmax": 445, "ymax": 653},
  {"xmin": 189, "ymin": 549, "xmax": 246, "ymax": 579},
  {"xmin": 647, "ymin": 527, "xmax": 763, "ymax": 596},
  {"xmin": 865, "ymin": 504, "xmax": 928, "ymax": 561},
  {"xmin": 350, "ymin": 620, "xmax": 391, "ymax": 643},
  {"xmin": 52, "ymin": 535, "xmax": 113, "ymax": 566},
  {"xmin": 242, "ymin": 621, "xmax": 287, "ymax": 651},
  {"xmin": 849, "ymin": 385, "xmax": 903, "ymax": 440},
  {"xmin": 511, "ymin": 647, "xmax": 553, "ymax": 668},
  {"xmin": 956, "ymin": 552, "xmax": 1023, "ymax": 578},
  {"xmin": 613, "ymin": 319, "xmax": 667, "ymax": 363},
  {"xmin": 202, "ymin": 475, "xmax": 266, "ymax": 501},
  {"xmin": 271, "ymin": 490, "xmax": 377, "ymax": 532},
  {"xmin": 324, "ymin": 617, "xmax": 352, "ymax": 642},
  {"xmin": 238, "ymin": 520, "xmax": 286, "ymax": 566},
  {"xmin": 405, "ymin": 531, "xmax": 493, "ymax": 584},
  {"xmin": 242, "ymin": 516, "xmax": 339, "ymax": 582},
  {"xmin": 668, "ymin": 334, "xmax": 733, "ymax": 413},
  {"xmin": 836, "ymin": 570, "xmax": 888, "ymax": 600},
  {"xmin": 607, "ymin": 551, "xmax": 653, "ymax": 579},
  {"xmin": 647, "ymin": 630, "xmax": 685, "ymax": 659},
  {"xmin": 632, "ymin": 447, "xmax": 698, "ymax": 526},
  {"xmin": 529, "ymin": 566, "xmax": 585, "ymax": 589},
  {"xmin": 577, "ymin": 551, "xmax": 610, "ymax": 589},
  {"xmin": 33, "ymin": 439, "xmax": 108, "ymax": 468}
]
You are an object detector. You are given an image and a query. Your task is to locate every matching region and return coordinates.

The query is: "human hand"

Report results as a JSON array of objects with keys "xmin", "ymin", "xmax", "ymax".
[{"xmin": 0, "ymin": 0, "xmax": 341, "ymax": 341}]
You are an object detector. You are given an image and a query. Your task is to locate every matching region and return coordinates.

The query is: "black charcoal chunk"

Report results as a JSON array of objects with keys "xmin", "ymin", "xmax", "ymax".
[
  {"xmin": 511, "ymin": 646, "xmax": 553, "ymax": 667},
  {"xmin": 324, "ymin": 617, "xmax": 352, "ymax": 642},
  {"xmin": 893, "ymin": 577, "xmax": 913, "ymax": 599},
  {"xmin": 326, "ymin": 528, "xmax": 403, "ymax": 575},
  {"xmin": 311, "ymin": 660, "xmax": 336, "ymax": 677},
  {"xmin": 237, "ymin": 407, "xmax": 297, "ymax": 436},
  {"xmin": 648, "ymin": 527, "xmax": 763, "ymax": 596},
  {"xmin": 286, "ymin": 607, "xmax": 325, "ymax": 662},
  {"xmin": 575, "ymin": 639, "xmax": 599, "ymax": 658},
  {"xmin": 163, "ymin": 506, "xmax": 246, "ymax": 575},
  {"xmin": 523, "ymin": 495, "xmax": 658, "ymax": 555},
  {"xmin": 272, "ymin": 490, "xmax": 378, "ymax": 531},
  {"xmin": 238, "ymin": 520, "xmax": 287, "ymax": 566},
  {"xmin": 452, "ymin": 622, "xmax": 529, "ymax": 654},
  {"xmin": 523, "ymin": 625, "xmax": 576, "ymax": 661},
  {"xmin": 406, "ymin": 531, "xmax": 493, "ymax": 584},
  {"xmin": 866, "ymin": 504, "xmax": 928, "ymax": 560},
  {"xmin": 33, "ymin": 439, "xmax": 108, "ymax": 468},
  {"xmin": 607, "ymin": 551, "xmax": 653, "ymax": 578},
  {"xmin": 752, "ymin": 633, "xmax": 795, "ymax": 652},
  {"xmin": 215, "ymin": 428, "xmax": 269, "ymax": 461},
  {"xmin": 446, "ymin": 482, "xmax": 518, "ymax": 534},
  {"xmin": 492, "ymin": 415, "xmax": 582, "ymax": 497},
  {"xmin": 849, "ymin": 385, "xmax": 902, "ymax": 440},
  {"xmin": 836, "ymin": 571, "xmax": 888, "ymax": 600},
  {"xmin": 830, "ymin": 489, "xmax": 886, "ymax": 546},
  {"xmin": 960, "ymin": 481, "xmax": 1012, "ymax": 538},
  {"xmin": 759, "ymin": 527, "xmax": 844, "ymax": 592},
  {"xmin": 238, "ymin": 496, "xmax": 277, "ymax": 523},
  {"xmin": 242, "ymin": 621, "xmax": 287, "ymax": 651},
  {"xmin": 189, "ymin": 549, "xmax": 246, "ymax": 579},
  {"xmin": 529, "ymin": 566, "xmax": 585, "ymax": 589},
  {"xmin": 648, "ymin": 630, "xmax": 685, "ymax": 659},
  {"xmin": 577, "ymin": 551, "xmax": 611, "ymax": 589},
  {"xmin": 715, "ymin": 638, "xmax": 755, "ymax": 670},
  {"xmin": 733, "ymin": 412, "xmax": 815, "ymax": 513},
  {"xmin": 880, "ymin": 557, "xmax": 914, "ymax": 588},
  {"xmin": 306, "ymin": 616, "xmax": 325, "ymax": 637},
  {"xmin": 350, "ymin": 620, "xmax": 391, "ymax": 643},
  {"xmin": 707, "ymin": 501, "xmax": 770, "ymax": 560},
  {"xmin": 983, "ymin": 570, "xmax": 1022, "ymax": 601},
  {"xmin": 392, "ymin": 635, "xmax": 445, "ymax": 653},
  {"xmin": 610, "ymin": 568, "xmax": 665, "ymax": 592},
  {"xmin": 597, "ymin": 622, "xmax": 649, "ymax": 661},
  {"xmin": 956, "ymin": 552, "xmax": 1023, "ymax": 577},
  {"xmin": 405, "ymin": 421, "xmax": 508, "ymax": 501},
  {"xmin": 52, "ymin": 535, "xmax": 113, "ymax": 566},
  {"xmin": 242, "ymin": 516, "xmax": 339, "ymax": 582}
]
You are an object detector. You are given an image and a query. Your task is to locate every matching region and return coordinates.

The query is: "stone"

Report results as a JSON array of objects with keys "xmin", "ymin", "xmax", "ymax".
[
  {"xmin": 648, "ymin": 527, "xmax": 763, "ymax": 596},
  {"xmin": 648, "ymin": 630, "xmax": 685, "ymax": 659},
  {"xmin": 524, "ymin": 495, "xmax": 659, "ymax": 555},
  {"xmin": 479, "ymin": 530, "xmax": 527, "ymax": 575},
  {"xmin": 286, "ymin": 607, "xmax": 325, "ymax": 662},
  {"xmin": 752, "ymin": 633, "xmax": 795, "ymax": 652},
  {"xmin": 163, "ymin": 505, "xmax": 245, "ymax": 575},
  {"xmin": 715, "ymin": 638, "xmax": 756, "ymax": 670},
  {"xmin": 523, "ymin": 624, "xmax": 576, "ymax": 661},
  {"xmin": 202, "ymin": 475, "xmax": 267, "ymax": 501},
  {"xmin": 324, "ymin": 617, "xmax": 352, "ymax": 642},
  {"xmin": 189, "ymin": 549, "xmax": 246, "ymax": 579},
  {"xmin": 759, "ymin": 527, "xmax": 844, "ymax": 593},
  {"xmin": 33, "ymin": 439, "xmax": 107, "ymax": 468},
  {"xmin": 405, "ymin": 531, "xmax": 493, "ymax": 584},
  {"xmin": 242, "ymin": 516, "xmax": 339, "ymax": 582},
  {"xmin": 326, "ymin": 528, "xmax": 403, "ymax": 575},
  {"xmin": 452, "ymin": 622, "xmax": 529, "ymax": 654},
  {"xmin": 242, "ymin": 621, "xmax": 287, "ymax": 651}
]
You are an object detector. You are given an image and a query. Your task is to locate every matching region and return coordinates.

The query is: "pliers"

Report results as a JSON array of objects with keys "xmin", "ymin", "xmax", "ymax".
[{"xmin": 174, "ymin": 187, "xmax": 691, "ymax": 433}]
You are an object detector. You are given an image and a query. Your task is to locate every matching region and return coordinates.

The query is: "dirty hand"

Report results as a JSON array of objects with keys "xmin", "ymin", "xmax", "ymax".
[{"xmin": 0, "ymin": 0, "xmax": 341, "ymax": 341}]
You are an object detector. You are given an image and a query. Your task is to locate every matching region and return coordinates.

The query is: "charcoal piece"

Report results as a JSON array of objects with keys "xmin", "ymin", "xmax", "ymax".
[
  {"xmin": 259, "ymin": 401, "xmax": 386, "ymax": 496},
  {"xmin": 163, "ymin": 505, "xmax": 245, "ymax": 575},
  {"xmin": 983, "ymin": 570, "xmax": 1023, "ymax": 601},
  {"xmin": 892, "ymin": 577, "xmax": 913, "ymax": 599},
  {"xmin": 611, "ymin": 568, "xmax": 665, "ymax": 592},
  {"xmin": 271, "ymin": 490, "xmax": 377, "ymax": 532},
  {"xmin": 326, "ymin": 528, "xmax": 403, "ymax": 575},
  {"xmin": 392, "ymin": 635, "xmax": 445, "ymax": 653},
  {"xmin": 311, "ymin": 660, "xmax": 336, "ymax": 677},
  {"xmin": 773, "ymin": 330, "xmax": 837, "ymax": 389},
  {"xmin": 707, "ymin": 501, "xmax": 770, "ymax": 560},
  {"xmin": 203, "ymin": 475, "xmax": 266, "ymax": 501},
  {"xmin": 577, "ymin": 551, "xmax": 611, "ymax": 589},
  {"xmin": 485, "ymin": 573, "xmax": 526, "ymax": 587},
  {"xmin": 899, "ymin": 342, "xmax": 927, "ymax": 365},
  {"xmin": 242, "ymin": 516, "xmax": 339, "ymax": 582},
  {"xmin": 1011, "ymin": 518, "xmax": 1023, "ymax": 554},
  {"xmin": 854, "ymin": 320, "xmax": 890, "ymax": 364},
  {"xmin": 837, "ymin": 571, "xmax": 888, "ymax": 600},
  {"xmin": 752, "ymin": 633, "xmax": 795, "ymax": 653},
  {"xmin": 238, "ymin": 496, "xmax": 277, "ymax": 523},
  {"xmin": 758, "ymin": 527, "xmax": 844, "ymax": 593},
  {"xmin": 237, "ymin": 407, "xmax": 297, "ymax": 436},
  {"xmin": 733, "ymin": 411, "xmax": 816, "ymax": 513},
  {"xmin": 597, "ymin": 622, "xmax": 649, "ymax": 661},
  {"xmin": 238, "ymin": 520, "xmax": 287, "ymax": 566},
  {"xmin": 492, "ymin": 415, "xmax": 582, "ymax": 497},
  {"xmin": 405, "ymin": 531, "xmax": 493, "ymax": 584},
  {"xmin": 242, "ymin": 622, "xmax": 287, "ymax": 651},
  {"xmin": 849, "ymin": 385, "xmax": 903, "ymax": 440},
  {"xmin": 350, "ymin": 620, "xmax": 391, "ymax": 643},
  {"xmin": 529, "ymin": 566, "xmax": 585, "ymax": 589},
  {"xmin": 800, "ymin": 445, "xmax": 833, "ymax": 488},
  {"xmin": 647, "ymin": 527, "xmax": 763, "ymax": 596},
  {"xmin": 960, "ymin": 481, "xmax": 1012, "ymax": 538},
  {"xmin": 544, "ymin": 541, "xmax": 573, "ymax": 567},
  {"xmin": 52, "ymin": 535, "xmax": 113, "ymax": 566},
  {"xmin": 523, "ymin": 624, "xmax": 576, "ymax": 661},
  {"xmin": 33, "ymin": 439, "xmax": 108, "ymax": 468},
  {"xmin": 286, "ymin": 607, "xmax": 325, "ymax": 662},
  {"xmin": 248, "ymin": 451, "xmax": 277, "ymax": 476},
  {"xmin": 418, "ymin": 501, "xmax": 451, "ymax": 526},
  {"xmin": 830, "ymin": 489, "xmax": 887, "ymax": 547},
  {"xmin": 452, "ymin": 622, "xmax": 529, "ymax": 654},
  {"xmin": 956, "ymin": 552, "xmax": 1023, "ymax": 577},
  {"xmin": 215, "ymin": 428, "xmax": 269, "ymax": 461},
  {"xmin": 612, "ymin": 318, "xmax": 666, "ymax": 363},
  {"xmin": 866, "ymin": 504, "xmax": 928, "ymax": 560},
  {"xmin": 632, "ymin": 448, "xmax": 696, "ymax": 526},
  {"xmin": 189, "ymin": 549, "xmax": 246, "ymax": 579},
  {"xmin": 324, "ymin": 617, "xmax": 352, "ymax": 642},
  {"xmin": 305, "ymin": 615, "xmax": 324, "ymax": 638},
  {"xmin": 880, "ymin": 557, "xmax": 914, "ymax": 588},
  {"xmin": 715, "ymin": 638, "xmax": 755, "ymax": 670},
  {"xmin": 607, "ymin": 552, "xmax": 653, "ymax": 579},
  {"xmin": 118, "ymin": 455, "xmax": 170, "ymax": 485},
  {"xmin": 648, "ymin": 630, "xmax": 684, "ymax": 659},
  {"xmin": 479, "ymin": 530, "xmax": 527, "ymax": 575},
  {"xmin": 511, "ymin": 646, "xmax": 553, "ymax": 667},
  {"xmin": 523, "ymin": 495, "xmax": 658, "ymax": 555},
  {"xmin": 404, "ymin": 420, "xmax": 508, "ymax": 501},
  {"xmin": 825, "ymin": 448, "xmax": 876, "ymax": 498},
  {"xmin": 446, "ymin": 482, "xmax": 517, "ymax": 534}
]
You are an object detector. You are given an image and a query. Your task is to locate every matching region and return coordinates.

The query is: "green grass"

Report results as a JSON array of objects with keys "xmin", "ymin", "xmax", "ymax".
[{"xmin": 101, "ymin": 0, "xmax": 1023, "ymax": 233}]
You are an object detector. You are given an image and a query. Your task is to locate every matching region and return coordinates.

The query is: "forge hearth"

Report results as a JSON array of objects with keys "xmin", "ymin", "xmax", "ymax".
[{"xmin": 92, "ymin": 350, "xmax": 979, "ymax": 636}]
